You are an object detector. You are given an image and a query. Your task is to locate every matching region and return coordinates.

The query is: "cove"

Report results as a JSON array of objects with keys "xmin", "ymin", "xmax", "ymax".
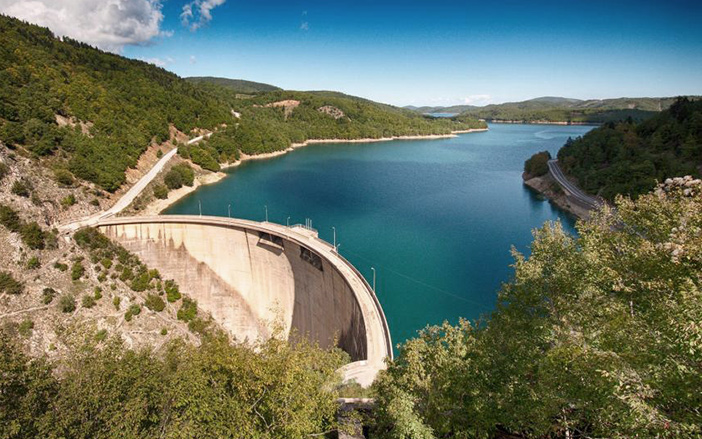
[{"xmin": 164, "ymin": 123, "xmax": 594, "ymax": 346}]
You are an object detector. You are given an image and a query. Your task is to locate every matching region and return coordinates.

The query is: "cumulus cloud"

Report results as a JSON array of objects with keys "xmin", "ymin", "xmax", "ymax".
[
  {"xmin": 0, "ymin": 0, "xmax": 168, "ymax": 52},
  {"xmin": 462, "ymin": 94, "xmax": 492, "ymax": 106},
  {"xmin": 300, "ymin": 21, "xmax": 309, "ymax": 31},
  {"xmin": 181, "ymin": 0, "xmax": 226, "ymax": 31}
]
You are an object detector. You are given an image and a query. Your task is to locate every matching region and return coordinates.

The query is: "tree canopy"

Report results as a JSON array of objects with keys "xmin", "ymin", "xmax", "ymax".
[{"xmin": 557, "ymin": 97, "xmax": 702, "ymax": 201}]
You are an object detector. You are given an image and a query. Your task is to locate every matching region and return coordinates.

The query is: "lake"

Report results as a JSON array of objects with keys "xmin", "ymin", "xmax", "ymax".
[{"xmin": 165, "ymin": 123, "xmax": 594, "ymax": 346}]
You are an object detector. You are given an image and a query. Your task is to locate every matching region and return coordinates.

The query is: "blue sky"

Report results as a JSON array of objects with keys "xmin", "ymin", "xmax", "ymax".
[{"xmin": 4, "ymin": 0, "xmax": 701, "ymax": 106}]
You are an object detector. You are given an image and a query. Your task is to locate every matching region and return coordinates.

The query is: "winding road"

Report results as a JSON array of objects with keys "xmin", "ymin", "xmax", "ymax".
[
  {"xmin": 58, "ymin": 133, "xmax": 210, "ymax": 232},
  {"xmin": 548, "ymin": 159, "xmax": 603, "ymax": 210}
]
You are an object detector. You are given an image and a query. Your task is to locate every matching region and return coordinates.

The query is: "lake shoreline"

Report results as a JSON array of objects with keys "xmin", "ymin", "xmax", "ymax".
[
  {"xmin": 140, "ymin": 128, "xmax": 489, "ymax": 215},
  {"xmin": 522, "ymin": 172, "xmax": 592, "ymax": 220}
]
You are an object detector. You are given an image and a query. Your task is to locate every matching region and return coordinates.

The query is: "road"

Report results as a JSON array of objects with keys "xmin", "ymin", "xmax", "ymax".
[
  {"xmin": 58, "ymin": 134, "xmax": 210, "ymax": 232},
  {"xmin": 548, "ymin": 159, "xmax": 603, "ymax": 210}
]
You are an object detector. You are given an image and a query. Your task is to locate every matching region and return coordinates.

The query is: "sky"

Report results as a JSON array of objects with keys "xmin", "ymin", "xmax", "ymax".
[{"xmin": 1, "ymin": 0, "xmax": 701, "ymax": 107}]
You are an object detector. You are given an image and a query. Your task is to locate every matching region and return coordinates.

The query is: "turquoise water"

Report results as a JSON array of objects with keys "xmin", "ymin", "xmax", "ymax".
[{"xmin": 165, "ymin": 124, "xmax": 593, "ymax": 346}]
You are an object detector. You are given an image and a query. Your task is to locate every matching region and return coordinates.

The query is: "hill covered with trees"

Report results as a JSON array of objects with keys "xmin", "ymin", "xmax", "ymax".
[
  {"xmin": 408, "ymin": 96, "xmax": 697, "ymax": 124},
  {"xmin": 0, "ymin": 15, "xmax": 232, "ymax": 191},
  {"xmin": 373, "ymin": 180, "xmax": 702, "ymax": 438},
  {"xmin": 177, "ymin": 87, "xmax": 486, "ymax": 171},
  {"xmin": 186, "ymin": 76, "xmax": 281, "ymax": 94},
  {"xmin": 556, "ymin": 97, "xmax": 702, "ymax": 201}
]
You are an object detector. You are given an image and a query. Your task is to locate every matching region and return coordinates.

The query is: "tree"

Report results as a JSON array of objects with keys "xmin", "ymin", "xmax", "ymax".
[{"xmin": 374, "ymin": 182, "xmax": 702, "ymax": 438}]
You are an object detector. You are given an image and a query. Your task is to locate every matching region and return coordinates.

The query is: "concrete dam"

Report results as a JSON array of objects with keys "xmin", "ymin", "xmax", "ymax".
[{"xmin": 96, "ymin": 215, "xmax": 392, "ymax": 386}]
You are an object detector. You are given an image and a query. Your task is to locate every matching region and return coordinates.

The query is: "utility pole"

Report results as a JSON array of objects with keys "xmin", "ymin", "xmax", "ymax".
[
  {"xmin": 371, "ymin": 267, "xmax": 376, "ymax": 292},
  {"xmin": 198, "ymin": 200, "xmax": 202, "ymax": 217},
  {"xmin": 287, "ymin": 216, "xmax": 290, "ymax": 227},
  {"xmin": 228, "ymin": 204, "xmax": 231, "ymax": 218},
  {"xmin": 332, "ymin": 226, "xmax": 336, "ymax": 251},
  {"xmin": 264, "ymin": 205, "xmax": 268, "ymax": 222}
]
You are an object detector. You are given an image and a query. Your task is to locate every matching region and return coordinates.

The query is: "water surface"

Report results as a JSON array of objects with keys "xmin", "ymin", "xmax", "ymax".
[{"xmin": 165, "ymin": 124, "xmax": 593, "ymax": 346}]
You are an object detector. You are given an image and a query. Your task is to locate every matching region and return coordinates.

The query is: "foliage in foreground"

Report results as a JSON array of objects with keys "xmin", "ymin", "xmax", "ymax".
[
  {"xmin": 0, "ymin": 329, "xmax": 346, "ymax": 439},
  {"xmin": 373, "ymin": 184, "xmax": 702, "ymax": 438}
]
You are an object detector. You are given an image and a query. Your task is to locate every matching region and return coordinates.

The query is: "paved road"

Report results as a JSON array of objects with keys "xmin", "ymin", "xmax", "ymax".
[
  {"xmin": 58, "ymin": 134, "xmax": 210, "ymax": 232},
  {"xmin": 548, "ymin": 159, "xmax": 603, "ymax": 210},
  {"xmin": 95, "ymin": 215, "xmax": 393, "ymax": 386}
]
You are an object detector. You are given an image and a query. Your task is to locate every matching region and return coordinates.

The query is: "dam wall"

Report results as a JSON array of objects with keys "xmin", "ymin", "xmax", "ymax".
[{"xmin": 96, "ymin": 216, "xmax": 391, "ymax": 386}]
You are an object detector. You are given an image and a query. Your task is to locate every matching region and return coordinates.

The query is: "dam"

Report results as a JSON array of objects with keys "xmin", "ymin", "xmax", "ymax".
[{"xmin": 95, "ymin": 215, "xmax": 392, "ymax": 386}]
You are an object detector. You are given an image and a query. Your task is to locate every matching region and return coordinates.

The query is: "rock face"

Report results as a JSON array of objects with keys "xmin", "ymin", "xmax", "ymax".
[
  {"xmin": 318, "ymin": 105, "xmax": 346, "ymax": 120},
  {"xmin": 522, "ymin": 172, "xmax": 593, "ymax": 220},
  {"xmin": 658, "ymin": 176, "xmax": 702, "ymax": 197}
]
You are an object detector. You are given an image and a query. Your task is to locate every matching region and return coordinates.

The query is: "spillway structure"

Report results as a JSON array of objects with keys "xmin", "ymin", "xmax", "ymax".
[{"xmin": 95, "ymin": 215, "xmax": 393, "ymax": 387}]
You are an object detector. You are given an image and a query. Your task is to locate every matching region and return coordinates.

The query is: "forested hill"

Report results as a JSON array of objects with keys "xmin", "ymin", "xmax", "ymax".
[
  {"xmin": 185, "ymin": 76, "xmax": 281, "ymax": 94},
  {"xmin": 0, "ymin": 15, "xmax": 484, "ymax": 191},
  {"xmin": 409, "ymin": 96, "xmax": 697, "ymax": 124},
  {"xmin": 170, "ymin": 88, "xmax": 487, "ymax": 173},
  {"xmin": 0, "ymin": 15, "xmax": 231, "ymax": 191},
  {"xmin": 557, "ymin": 97, "xmax": 702, "ymax": 201}
]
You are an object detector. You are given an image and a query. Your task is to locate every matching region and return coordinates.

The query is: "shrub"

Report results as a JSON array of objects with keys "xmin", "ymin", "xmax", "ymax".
[
  {"xmin": 153, "ymin": 184, "xmax": 168, "ymax": 200},
  {"xmin": 60, "ymin": 194, "xmax": 76, "ymax": 207},
  {"xmin": 0, "ymin": 162, "xmax": 8, "ymax": 181},
  {"xmin": 164, "ymin": 280, "xmax": 181, "ymax": 302},
  {"xmin": 90, "ymin": 198, "xmax": 100, "ymax": 207},
  {"xmin": 54, "ymin": 169, "xmax": 74, "ymax": 186},
  {"xmin": 0, "ymin": 204, "xmax": 22, "ymax": 232},
  {"xmin": 160, "ymin": 328, "xmax": 167, "ymax": 336},
  {"xmin": 59, "ymin": 295, "xmax": 76, "ymax": 313},
  {"xmin": 11, "ymin": 179, "xmax": 31, "ymax": 197},
  {"xmin": 177, "ymin": 297, "xmax": 197, "ymax": 322},
  {"xmin": 74, "ymin": 227, "xmax": 111, "ymax": 250},
  {"xmin": 53, "ymin": 262, "xmax": 68, "ymax": 272},
  {"xmin": 18, "ymin": 319, "xmax": 34, "ymax": 337},
  {"xmin": 113, "ymin": 296, "xmax": 121, "ymax": 310},
  {"xmin": 82, "ymin": 295, "xmax": 96, "ymax": 309},
  {"xmin": 188, "ymin": 317, "xmax": 209, "ymax": 335},
  {"xmin": 156, "ymin": 149, "xmax": 163, "ymax": 158},
  {"xmin": 71, "ymin": 262, "xmax": 85, "ymax": 281},
  {"xmin": 524, "ymin": 150, "xmax": 551, "ymax": 177},
  {"xmin": 124, "ymin": 304, "xmax": 141, "ymax": 322},
  {"xmin": 0, "ymin": 271, "xmax": 23, "ymax": 295},
  {"xmin": 94, "ymin": 287, "xmax": 102, "ymax": 300},
  {"xmin": 26, "ymin": 256, "xmax": 40, "ymax": 269},
  {"xmin": 42, "ymin": 287, "xmax": 57, "ymax": 304},
  {"xmin": 164, "ymin": 164, "xmax": 195, "ymax": 189},
  {"xmin": 100, "ymin": 258, "xmax": 112, "ymax": 269},
  {"xmin": 19, "ymin": 222, "xmax": 45, "ymax": 249},
  {"xmin": 145, "ymin": 293, "xmax": 165, "ymax": 312},
  {"xmin": 95, "ymin": 329, "xmax": 108, "ymax": 342}
]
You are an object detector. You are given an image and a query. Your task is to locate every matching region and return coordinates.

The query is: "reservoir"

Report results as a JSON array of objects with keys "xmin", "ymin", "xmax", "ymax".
[{"xmin": 165, "ymin": 123, "xmax": 594, "ymax": 346}]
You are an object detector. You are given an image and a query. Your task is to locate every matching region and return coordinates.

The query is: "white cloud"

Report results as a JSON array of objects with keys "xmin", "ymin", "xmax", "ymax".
[
  {"xmin": 181, "ymin": 0, "xmax": 226, "ymax": 31},
  {"xmin": 0, "ymin": 0, "xmax": 168, "ymax": 52},
  {"xmin": 139, "ymin": 56, "xmax": 173, "ymax": 67},
  {"xmin": 189, "ymin": 55, "xmax": 197, "ymax": 64},
  {"xmin": 462, "ymin": 94, "xmax": 492, "ymax": 106},
  {"xmin": 300, "ymin": 21, "xmax": 309, "ymax": 31}
]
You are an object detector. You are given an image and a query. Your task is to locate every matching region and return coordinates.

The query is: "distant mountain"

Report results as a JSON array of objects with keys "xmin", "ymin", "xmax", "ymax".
[
  {"xmin": 406, "ymin": 96, "xmax": 699, "ymax": 124},
  {"xmin": 186, "ymin": 76, "xmax": 281, "ymax": 94}
]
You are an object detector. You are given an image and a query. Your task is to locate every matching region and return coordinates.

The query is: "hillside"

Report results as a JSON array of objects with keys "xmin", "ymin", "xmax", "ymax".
[
  {"xmin": 0, "ymin": 15, "xmax": 232, "ymax": 192},
  {"xmin": 185, "ymin": 76, "xmax": 281, "ymax": 94},
  {"xmin": 556, "ymin": 97, "xmax": 702, "ymax": 201},
  {"xmin": 407, "ymin": 96, "xmax": 698, "ymax": 123},
  {"xmin": 173, "ymin": 87, "xmax": 486, "ymax": 171}
]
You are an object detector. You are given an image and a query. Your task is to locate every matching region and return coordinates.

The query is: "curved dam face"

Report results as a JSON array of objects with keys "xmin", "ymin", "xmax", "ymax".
[{"xmin": 96, "ymin": 216, "xmax": 392, "ymax": 386}]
